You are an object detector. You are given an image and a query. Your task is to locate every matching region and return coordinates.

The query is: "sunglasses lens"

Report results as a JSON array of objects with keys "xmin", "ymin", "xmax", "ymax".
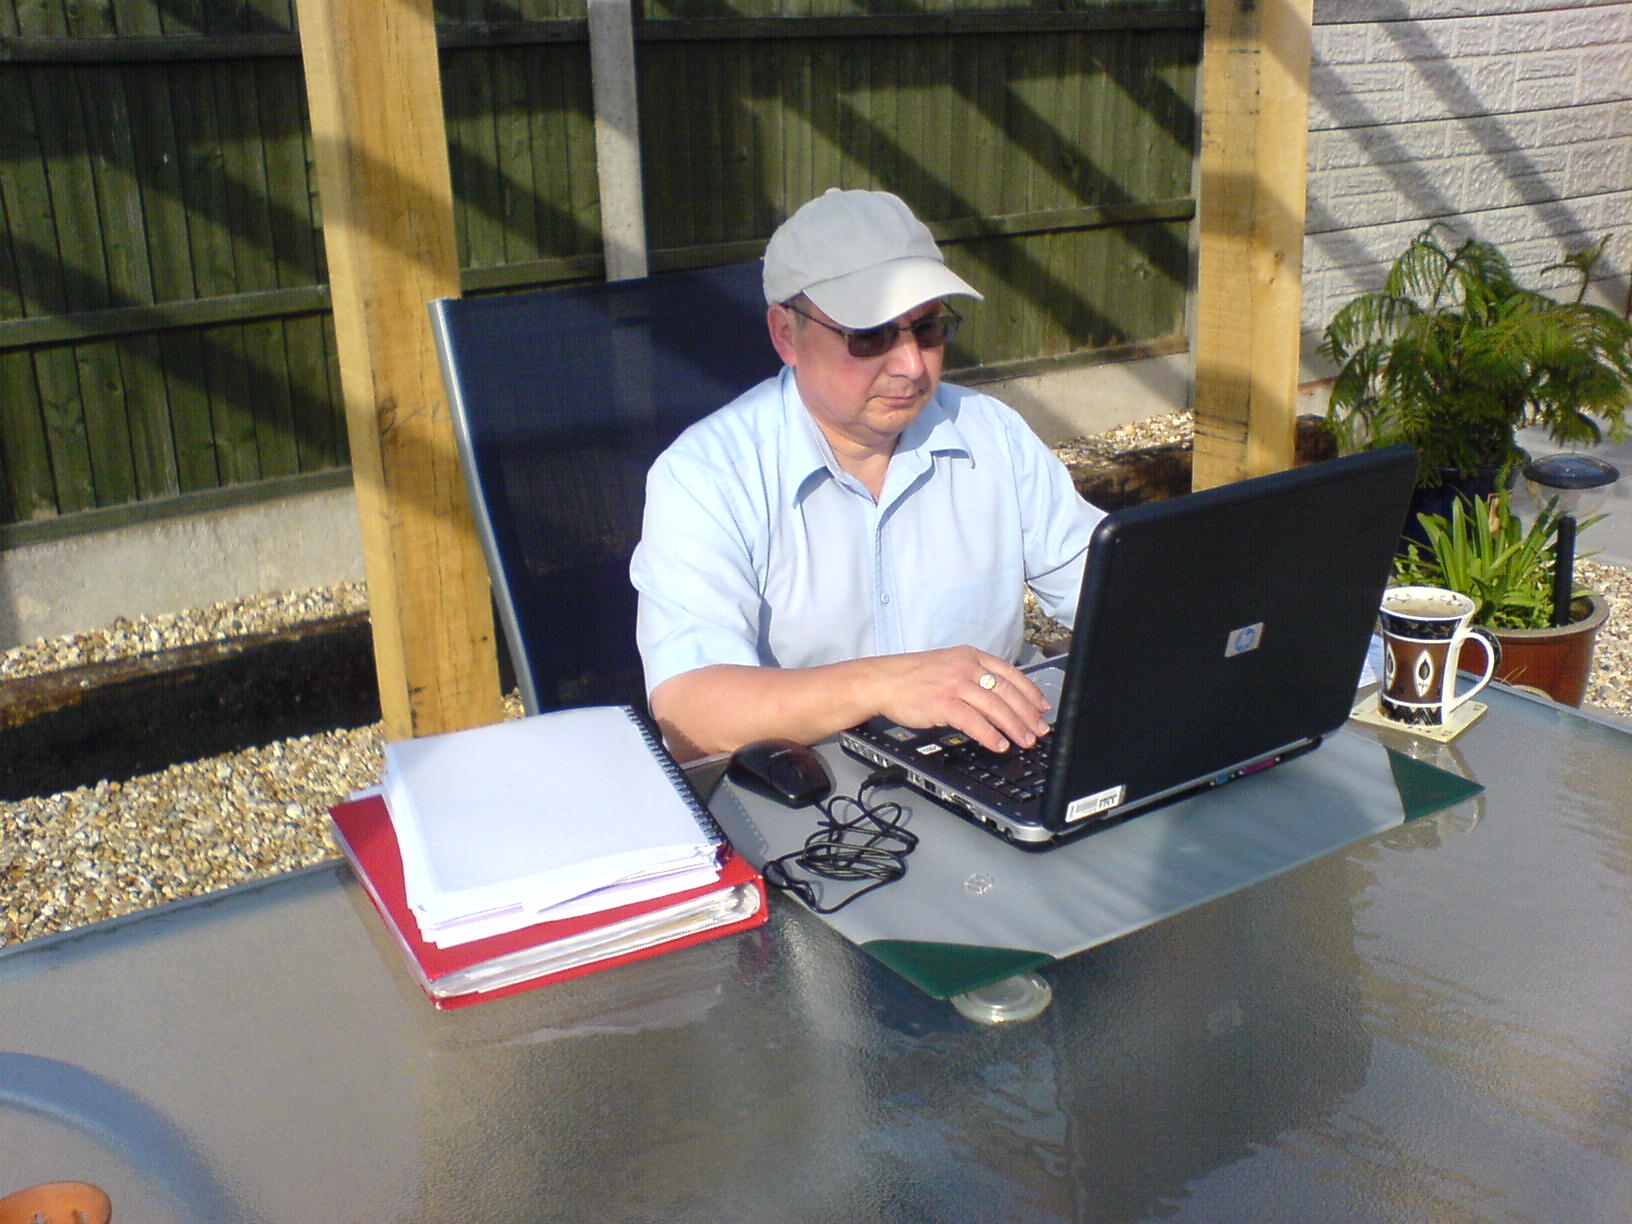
[
  {"xmin": 913, "ymin": 315, "xmax": 956, "ymax": 348},
  {"xmin": 846, "ymin": 327, "xmax": 897, "ymax": 359},
  {"xmin": 843, "ymin": 313, "xmax": 958, "ymax": 358}
]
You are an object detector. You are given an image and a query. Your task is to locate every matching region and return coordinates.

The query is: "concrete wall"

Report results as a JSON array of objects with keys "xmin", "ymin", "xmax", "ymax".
[
  {"xmin": 0, "ymin": 484, "xmax": 366, "ymax": 650},
  {"xmin": 1302, "ymin": 0, "xmax": 1632, "ymax": 380}
]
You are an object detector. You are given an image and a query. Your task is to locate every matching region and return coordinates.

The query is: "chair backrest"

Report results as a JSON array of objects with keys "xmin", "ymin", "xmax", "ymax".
[{"xmin": 430, "ymin": 261, "xmax": 777, "ymax": 715}]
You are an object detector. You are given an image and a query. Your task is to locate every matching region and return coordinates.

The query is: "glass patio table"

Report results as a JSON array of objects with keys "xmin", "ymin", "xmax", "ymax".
[{"xmin": 2, "ymin": 683, "xmax": 1629, "ymax": 1223}]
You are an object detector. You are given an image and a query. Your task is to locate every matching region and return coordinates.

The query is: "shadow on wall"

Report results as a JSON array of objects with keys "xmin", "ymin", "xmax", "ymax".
[{"xmin": 1302, "ymin": 0, "xmax": 1631, "ymax": 372}]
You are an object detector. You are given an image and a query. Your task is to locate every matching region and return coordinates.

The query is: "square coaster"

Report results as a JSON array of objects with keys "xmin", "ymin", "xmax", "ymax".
[{"xmin": 1349, "ymin": 693, "xmax": 1488, "ymax": 742}]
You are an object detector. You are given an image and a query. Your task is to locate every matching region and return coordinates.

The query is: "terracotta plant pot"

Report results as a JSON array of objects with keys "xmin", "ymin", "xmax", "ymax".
[
  {"xmin": 1464, "ymin": 591, "xmax": 1610, "ymax": 707},
  {"xmin": 0, "ymin": 1181, "xmax": 111, "ymax": 1224}
]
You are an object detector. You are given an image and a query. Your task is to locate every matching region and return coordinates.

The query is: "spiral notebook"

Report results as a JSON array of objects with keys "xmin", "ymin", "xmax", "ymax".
[{"xmin": 381, "ymin": 705, "xmax": 728, "ymax": 947}]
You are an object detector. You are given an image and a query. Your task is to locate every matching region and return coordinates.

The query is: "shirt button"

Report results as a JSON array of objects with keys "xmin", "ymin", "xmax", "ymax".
[{"xmin": 880, "ymin": 594, "xmax": 891, "ymax": 605}]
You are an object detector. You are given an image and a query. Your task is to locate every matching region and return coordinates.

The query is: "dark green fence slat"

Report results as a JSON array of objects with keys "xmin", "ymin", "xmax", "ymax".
[
  {"xmin": 283, "ymin": 312, "xmax": 337, "ymax": 471},
  {"xmin": 132, "ymin": 63, "xmax": 195, "ymax": 306},
  {"xmin": 107, "ymin": 0, "xmax": 163, "ymax": 37},
  {"xmin": 70, "ymin": 0, "xmax": 116, "ymax": 37},
  {"xmin": 256, "ymin": 59, "xmax": 324, "ymax": 290},
  {"xmin": 29, "ymin": 60, "xmax": 111, "ymax": 512},
  {"xmin": 0, "ymin": 352, "xmax": 55, "ymax": 522},
  {"xmin": 74, "ymin": 338, "xmax": 137, "ymax": 506},
  {"xmin": 527, "ymin": 44, "xmax": 573, "ymax": 260},
  {"xmin": 29, "ymin": 67, "xmax": 103, "ymax": 314},
  {"xmin": 203, "ymin": 324, "xmax": 260, "ymax": 485},
  {"xmin": 221, "ymin": 55, "xmax": 300, "ymax": 480},
  {"xmin": 157, "ymin": 330, "xmax": 218, "ymax": 492},
  {"xmin": 120, "ymin": 342, "xmax": 181, "ymax": 500},
  {"xmin": 171, "ymin": 62, "xmax": 230, "ymax": 299},
  {"xmin": 493, "ymin": 47, "xmax": 539, "ymax": 266},
  {"xmin": 447, "ymin": 47, "xmax": 505, "ymax": 271},
  {"xmin": 255, "ymin": 56, "xmax": 336, "ymax": 472},
  {"xmin": 12, "ymin": 0, "xmax": 66, "ymax": 38},
  {"xmin": 689, "ymin": 44, "xmax": 727, "ymax": 247},
  {"xmin": 34, "ymin": 346, "xmax": 95, "ymax": 512},
  {"xmin": 87, "ymin": 61, "xmax": 179, "ymax": 501},
  {"xmin": 0, "ymin": 51, "xmax": 62, "ymax": 518}
]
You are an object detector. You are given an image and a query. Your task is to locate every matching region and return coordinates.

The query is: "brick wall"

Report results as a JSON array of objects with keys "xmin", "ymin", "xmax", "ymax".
[{"xmin": 1301, "ymin": 0, "xmax": 1632, "ymax": 378}]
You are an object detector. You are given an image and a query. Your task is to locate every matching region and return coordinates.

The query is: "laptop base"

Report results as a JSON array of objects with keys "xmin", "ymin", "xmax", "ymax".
[{"xmin": 842, "ymin": 734, "xmax": 1323, "ymax": 851}]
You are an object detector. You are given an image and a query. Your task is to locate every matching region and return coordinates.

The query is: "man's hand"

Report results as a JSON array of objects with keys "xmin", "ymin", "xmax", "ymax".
[
  {"xmin": 867, "ymin": 646, "xmax": 1051, "ymax": 754},
  {"xmin": 651, "ymin": 646, "xmax": 1051, "ymax": 761}
]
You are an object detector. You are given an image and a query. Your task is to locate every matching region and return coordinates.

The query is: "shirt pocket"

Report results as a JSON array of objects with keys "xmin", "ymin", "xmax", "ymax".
[{"xmin": 925, "ymin": 573, "xmax": 1022, "ymax": 654}]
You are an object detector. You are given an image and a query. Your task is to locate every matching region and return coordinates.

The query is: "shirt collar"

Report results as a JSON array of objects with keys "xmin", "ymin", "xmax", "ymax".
[
  {"xmin": 777, "ymin": 369, "xmax": 837, "ymax": 505},
  {"xmin": 777, "ymin": 369, "xmax": 975, "ymax": 505}
]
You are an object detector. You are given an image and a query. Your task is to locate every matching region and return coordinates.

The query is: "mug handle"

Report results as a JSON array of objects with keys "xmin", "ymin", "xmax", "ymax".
[{"xmin": 1444, "ymin": 627, "xmax": 1502, "ymax": 718}]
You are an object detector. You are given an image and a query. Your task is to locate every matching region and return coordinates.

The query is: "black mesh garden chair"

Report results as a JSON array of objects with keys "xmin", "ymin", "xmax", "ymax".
[{"xmin": 430, "ymin": 261, "xmax": 777, "ymax": 715}]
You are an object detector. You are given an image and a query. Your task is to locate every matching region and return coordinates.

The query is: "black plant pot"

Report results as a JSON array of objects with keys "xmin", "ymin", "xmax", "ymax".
[{"xmin": 1401, "ymin": 463, "xmax": 1516, "ymax": 549}]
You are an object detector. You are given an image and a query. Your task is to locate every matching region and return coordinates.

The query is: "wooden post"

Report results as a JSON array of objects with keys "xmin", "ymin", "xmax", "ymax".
[
  {"xmin": 294, "ymin": 0, "xmax": 503, "ymax": 738},
  {"xmin": 1191, "ymin": 0, "xmax": 1314, "ymax": 490},
  {"xmin": 588, "ymin": 0, "xmax": 649, "ymax": 281}
]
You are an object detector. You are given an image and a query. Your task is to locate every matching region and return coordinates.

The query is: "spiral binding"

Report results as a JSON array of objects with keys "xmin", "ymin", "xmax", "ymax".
[{"xmin": 622, "ymin": 705, "xmax": 728, "ymax": 848}]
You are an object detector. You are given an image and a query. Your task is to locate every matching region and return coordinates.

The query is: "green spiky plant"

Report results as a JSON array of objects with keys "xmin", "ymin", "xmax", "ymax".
[
  {"xmin": 1321, "ymin": 225, "xmax": 1632, "ymax": 489},
  {"xmin": 1393, "ymin": 490, "xmax": 1601, "ymax": 630}
]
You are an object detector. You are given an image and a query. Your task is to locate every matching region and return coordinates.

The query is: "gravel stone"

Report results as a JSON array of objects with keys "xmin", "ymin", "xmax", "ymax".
[{"xmin": 3, "ymin": 413, "xmax": 1628, "ymax": 947}]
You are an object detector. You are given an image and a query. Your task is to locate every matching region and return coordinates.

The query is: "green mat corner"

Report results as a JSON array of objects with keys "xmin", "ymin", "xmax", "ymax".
[
  {"xmin": 861, "ymin": 939, "xmax": 1055, "ymax": 1000},
  {"xmin": 1386, "ymin": 747, "xmax": 1485, "ymax": 821}
]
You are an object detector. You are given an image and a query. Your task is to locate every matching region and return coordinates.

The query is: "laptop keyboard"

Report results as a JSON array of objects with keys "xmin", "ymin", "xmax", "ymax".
[{"xmin": 940, "ymin": 734, "xmax": 1053, "ymax": 804}]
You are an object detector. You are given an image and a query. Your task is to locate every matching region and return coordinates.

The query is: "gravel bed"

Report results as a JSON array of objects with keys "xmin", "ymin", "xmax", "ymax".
[{"xmin": 3, "ymin": 410, "xmax": 1629, "ymax": 946}]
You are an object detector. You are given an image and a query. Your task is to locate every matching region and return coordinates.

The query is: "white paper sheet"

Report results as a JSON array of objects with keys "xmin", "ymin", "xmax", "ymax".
[{"xmin": 381, "ymin": 706, "xmax": 719, "ymax": 944}]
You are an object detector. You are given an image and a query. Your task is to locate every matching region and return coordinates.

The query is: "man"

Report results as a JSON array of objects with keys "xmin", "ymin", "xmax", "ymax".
[{"xmin": 631, "ymin": 188, "xmax": 1105, "ymax": 760}]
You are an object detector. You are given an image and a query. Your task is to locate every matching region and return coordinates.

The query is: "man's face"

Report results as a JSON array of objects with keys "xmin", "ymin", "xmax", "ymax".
[{"xmin": 767, "ymin": 298, "xmax": 946, "ymax": 456}]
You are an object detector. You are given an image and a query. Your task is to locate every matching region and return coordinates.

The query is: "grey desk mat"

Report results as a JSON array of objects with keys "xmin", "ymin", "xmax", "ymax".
[{"xmin": 709, "ymin": 729, "xmax": 1481, "ymax": 998}]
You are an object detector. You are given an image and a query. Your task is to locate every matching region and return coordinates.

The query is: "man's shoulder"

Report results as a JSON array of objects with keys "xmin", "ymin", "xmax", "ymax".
[
  {"xmin": 936, "ymin": 380, "xmax": 1022, "ymax": 422},
  {"xmin": 661, "ymin": 371, "xmax": 790, "ymax": 465},
  {"xmin": 933, "ymin": 381, "xmax": 1035, "ymax": 446}
]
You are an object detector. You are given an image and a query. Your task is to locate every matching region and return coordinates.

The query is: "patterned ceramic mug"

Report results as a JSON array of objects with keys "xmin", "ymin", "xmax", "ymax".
[{"xmin": 1378, "ymin": 586, "xmax": 1501, "ymax": 727}]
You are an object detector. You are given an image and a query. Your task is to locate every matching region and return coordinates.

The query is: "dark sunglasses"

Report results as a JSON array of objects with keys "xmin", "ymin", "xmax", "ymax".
[{"xmin": 786, "ymin": 303, "xmax": 962, "ymax": 359}]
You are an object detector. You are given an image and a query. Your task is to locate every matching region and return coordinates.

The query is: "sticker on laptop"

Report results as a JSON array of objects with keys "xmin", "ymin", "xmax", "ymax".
[
  {"xmin": 1067, "ymin": 785, "xmax": 1126, "ymax": 823},
  {"xmin": 1225, "ymin": 622, "xmax": 1265, "ymax": 657},
  {"xmin": 915, "ymin": 743, "xmax": 944, "ymax": 756}
]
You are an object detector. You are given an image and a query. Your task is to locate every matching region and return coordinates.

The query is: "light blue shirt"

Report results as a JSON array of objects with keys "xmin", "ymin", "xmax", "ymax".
[{"xmin": 631, "ymin": 367, "xmax": 1105, "ymax": 696}]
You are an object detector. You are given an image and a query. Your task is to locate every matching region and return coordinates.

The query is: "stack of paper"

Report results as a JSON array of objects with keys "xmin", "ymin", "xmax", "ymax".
[
  {"xmin": 332, "ymin": 704, "xmax": 767, "ymax": 1008},
  {"xmin": 383, "ymin": 705, "xmax": 724, "ymax": 946}
]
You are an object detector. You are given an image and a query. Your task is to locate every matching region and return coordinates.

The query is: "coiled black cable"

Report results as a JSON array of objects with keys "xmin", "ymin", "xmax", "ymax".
[{"xmin": 762, "ymin": 768, "xmax": 916, "ymax": 914}]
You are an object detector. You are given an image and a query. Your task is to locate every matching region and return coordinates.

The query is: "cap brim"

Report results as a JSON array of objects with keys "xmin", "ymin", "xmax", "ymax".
[{"xmin": 803, "ymin": 257, "xmax": 983, "ymax": 329}]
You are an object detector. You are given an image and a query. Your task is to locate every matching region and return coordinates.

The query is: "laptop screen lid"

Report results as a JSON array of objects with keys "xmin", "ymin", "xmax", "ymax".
[{"xmin": 841, "ymin": 444, "xmax": 1418, "ymax": 847}]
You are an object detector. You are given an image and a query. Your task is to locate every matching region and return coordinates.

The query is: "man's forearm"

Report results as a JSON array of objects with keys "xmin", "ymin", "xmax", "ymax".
[
  {"xmin": 650, "ymin": 661, "xmax": 883, "ymax": 761},
  {"xmin": 649, "ymin": 648, "xmax": 1051, "ymax": 762}
]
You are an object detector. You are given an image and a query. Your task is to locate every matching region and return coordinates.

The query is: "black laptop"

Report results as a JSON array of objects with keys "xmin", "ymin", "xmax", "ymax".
[{"xmin": 839, "ymin": 445, "xmax": 1418, "ymax": 849}]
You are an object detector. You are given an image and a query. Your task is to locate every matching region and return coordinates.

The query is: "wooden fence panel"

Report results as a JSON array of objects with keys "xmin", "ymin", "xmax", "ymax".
[
  {"xmin": 637, "ymin": 24, "xmax": 1195, "ymax": 367},
  {"xmin": 0, "ymin": 0, "xmax": 1202, "ymax": 533}
]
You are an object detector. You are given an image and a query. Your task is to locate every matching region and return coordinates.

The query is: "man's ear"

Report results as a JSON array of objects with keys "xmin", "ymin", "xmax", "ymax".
[{"xmin": 767, "ymin": 303, "xmax": 799, "ymax": 367}]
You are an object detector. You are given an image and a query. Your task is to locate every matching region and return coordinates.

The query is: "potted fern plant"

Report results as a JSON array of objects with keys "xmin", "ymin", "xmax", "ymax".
[
  {"xmin": 1395, "ymin": 490, "xmax": 1609, "ymax": 705},
  {"xmin": 1321, "ymin": 225, "xmax": 1632, "ymax": 525}
]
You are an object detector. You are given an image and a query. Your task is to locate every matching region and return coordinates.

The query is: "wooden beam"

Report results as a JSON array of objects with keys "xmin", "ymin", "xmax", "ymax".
[
  {"xmin": 588, "ymin": 0, "xmax": 649, "ymax": 281},
  {"xmin": 1191, "ymin": 0, "xmax": 1313, "ymax": 489},
  {"xmin": 293, "ymin": 0, "xmax": 503, "ymax": 738}
]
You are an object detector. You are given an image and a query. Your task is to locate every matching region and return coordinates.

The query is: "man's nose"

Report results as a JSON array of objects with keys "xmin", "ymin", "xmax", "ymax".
[{"xmin": 883, "ymin": 327, "xmax": 929, "ymax": 377}]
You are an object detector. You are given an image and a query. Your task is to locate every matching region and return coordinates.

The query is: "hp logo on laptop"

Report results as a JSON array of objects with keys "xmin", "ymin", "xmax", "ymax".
[{"xmin": 1225, "ymin": 622, "xmax": 1264, "ymax": 658}]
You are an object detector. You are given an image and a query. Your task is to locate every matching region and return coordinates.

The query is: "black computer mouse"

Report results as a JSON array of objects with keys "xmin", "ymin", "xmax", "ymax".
[{"xmin": 727, "ymin": 738, "xmax": 834, "ymax": 808}]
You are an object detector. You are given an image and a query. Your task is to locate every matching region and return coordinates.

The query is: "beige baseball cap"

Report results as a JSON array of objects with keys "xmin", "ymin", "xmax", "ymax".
[{"xmin": 761, "ymin": 188, "xmax": 982, "ymax": 329}]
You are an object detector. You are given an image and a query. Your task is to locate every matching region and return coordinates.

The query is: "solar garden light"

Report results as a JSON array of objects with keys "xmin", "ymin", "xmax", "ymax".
[{"xmin": 1522, "ymin": 453, "xmax": 1620, "ymax": 628}]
